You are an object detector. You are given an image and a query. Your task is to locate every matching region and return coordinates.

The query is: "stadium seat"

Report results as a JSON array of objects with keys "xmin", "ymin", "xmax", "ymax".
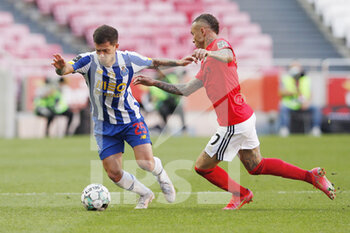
[
  {"xmin": 322, "ymin": 3, "xmax": 350, "ymax": 27},
  {"xmin": 314, "ymin": 0, "xmax": 347, "ymax": 16},
  {"xmin": 203, "ymin": 2, "xmax": 239, "ymax": 20},
  {"xmin": 230, "ymin": 23, "xmax": 262, "ymax": 40},
  {"xmin": 331, "ymin": 16, "xmax": 350, "ymax": 39},
  {"xmin": 240, "ymin": 34, "xmax": 273, "ymax": 50},
  {"xmin": 346, "ymin": 31, "xmax": 350, "ymax": 48},
  {"xmin": 174, "ymin": 1, "xmax": 204, "ymax": 22},
  {"xmin": 30, "ymin": 0, "xmax": 273, "ymax": 66},
  {"xmin": 0, "ymin": 10, "xmax": 67, "ymax": 78},
  {"xmin": 0, "ymin": 12, "xmax": 14, "ymax": 26},
  {"xmin": 148, "ymin": 2, "xmax": 174, "ymax": 13},
  {"xmin": 222, "ymin": 13, "xmax": 251, "ymax": 28},
  {"xmin": 36, "ymin": 0, "xmax": 70, "ymax": 15}
]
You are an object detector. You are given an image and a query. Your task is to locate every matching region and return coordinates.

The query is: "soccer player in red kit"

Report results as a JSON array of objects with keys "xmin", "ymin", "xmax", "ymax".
[{"xmin": 133, "ymin": 14, "xmax": 335, "ymax": 209}]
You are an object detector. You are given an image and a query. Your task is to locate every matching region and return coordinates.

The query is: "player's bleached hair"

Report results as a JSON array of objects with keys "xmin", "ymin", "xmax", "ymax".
[
  {"xmin": 193, "ymin": 13, "xmax": 220, "ymax": 34},
  {"xmin": 93, "ymin": 25, "xmax": 118, "ymax": 45}
]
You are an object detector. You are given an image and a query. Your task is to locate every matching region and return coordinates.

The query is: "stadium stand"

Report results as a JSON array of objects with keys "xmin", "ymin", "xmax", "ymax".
[
  {"xmin": 309, "ymin": 0, "xmax": 350, "ymax": 49},
  {"xmin": 0, "ymin": 11, "xmax": 67, "ymax": 77},
  {"xmin": 2, "ymin": 0, "xmax": 348, "ymax": 138},
  {"xmin": 234, "ymin": 0, "xmax": 341, "ymax": 59},
  {"xmin": 31, "ymin": 0, "xmax": 273, "ymax": 63}
]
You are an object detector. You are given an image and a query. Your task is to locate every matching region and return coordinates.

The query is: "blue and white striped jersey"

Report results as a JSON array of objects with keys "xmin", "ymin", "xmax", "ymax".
[{"xmin": 69, "ymin": 50, "xmax": 152, "ymax": 125}]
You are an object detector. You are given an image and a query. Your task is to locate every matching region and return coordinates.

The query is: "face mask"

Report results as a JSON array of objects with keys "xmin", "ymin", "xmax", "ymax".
[{"xmin": 98, "ymin": 53, "xmax": 115, "ymax": 67}]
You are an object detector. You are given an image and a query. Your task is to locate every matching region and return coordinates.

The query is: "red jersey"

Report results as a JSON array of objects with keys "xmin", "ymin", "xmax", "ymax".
[{"xmin": 195, "ymin": 38, "xmax": 254, "ymax": 126}]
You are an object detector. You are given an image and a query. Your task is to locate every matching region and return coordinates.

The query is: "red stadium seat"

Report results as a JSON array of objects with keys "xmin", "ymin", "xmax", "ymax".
[
  {"xmin": 222, "ymin": 13, "xmax": 251, "ymax": 27},
  {"xmin": 148, "ymin": 2, "xmax": 174, "ymax": 13},
  {"xmin": 230, "ymin": 23, "xmax": 262, "ymax": 40},
  {"xmin": 0, "ymin": 12, "xmax": 14, "ymax": 26},
  {"xmin": 240, "ymin": 34, "xmax": 273, "ymax": 50},
  {"xmin": 31, "ymin": 0, "xmax": 273, "ymax": 66}
]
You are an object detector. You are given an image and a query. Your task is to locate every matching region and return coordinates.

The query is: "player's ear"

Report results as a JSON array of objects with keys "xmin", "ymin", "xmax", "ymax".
[
  {"xmin": 200, "ymin": 27, "xmax": 206, "ymax": 36},
  {"xmin": 115, "ymin": 43, "xmax": 119, "ymax": 50}
]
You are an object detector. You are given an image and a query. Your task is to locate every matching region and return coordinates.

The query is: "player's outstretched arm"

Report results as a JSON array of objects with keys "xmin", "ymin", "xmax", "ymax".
[
  {"xmin": 133, "ymin": 75, "xmax": 203, "ymax": 97},
  {"xmin": 52, "ymin": 54, "xmax": 74, "ymax": 75},
  {"xmin": 192, "ymin": 48, "xmax": 234, "ymax": 63},
  {"xmin": 150, "ymin": 56, "xmax": 195, "ymax": 68}
]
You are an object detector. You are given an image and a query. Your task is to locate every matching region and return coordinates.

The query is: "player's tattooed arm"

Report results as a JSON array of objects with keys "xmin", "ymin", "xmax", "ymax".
[
  {"xmin": 52, "ymin": 54, "xmax": 74, "ymax": 75},
  {"xmin": 192, "ymin": 48, "xmax": 234, "ymax": 63},
  {"xmin": 133, "ymin": 75, "xmax": 203, "ymax": 96},
  {"xmin": 150, "ymin": 56, "xmax": 195, "ymax": 68}
]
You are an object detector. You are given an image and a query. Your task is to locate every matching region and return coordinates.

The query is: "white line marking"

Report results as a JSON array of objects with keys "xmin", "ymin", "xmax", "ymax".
[{"xmin": 0, "ymin": 190, "xmax": 347, "ymax": 196}]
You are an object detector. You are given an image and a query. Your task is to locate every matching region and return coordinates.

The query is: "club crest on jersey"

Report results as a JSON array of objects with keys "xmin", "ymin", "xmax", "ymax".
[
  {"xmin": 120, "ymin": 66, "xmax": 129, "ymax": 76},
  {"xmin": 217, "ymin": 40, "xmax": 229, "ymax": 49}
]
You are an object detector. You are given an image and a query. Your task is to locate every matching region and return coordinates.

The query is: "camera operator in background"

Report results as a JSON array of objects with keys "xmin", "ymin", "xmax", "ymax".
[{"xmin": 279, "ymin": 63, "xmax": 322, "ymax": 137}]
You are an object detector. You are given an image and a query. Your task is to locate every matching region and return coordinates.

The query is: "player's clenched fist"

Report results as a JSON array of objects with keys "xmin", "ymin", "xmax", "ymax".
[{"xmin": 192, "ymin": 48, "xmax": 211, "ymax": 61}]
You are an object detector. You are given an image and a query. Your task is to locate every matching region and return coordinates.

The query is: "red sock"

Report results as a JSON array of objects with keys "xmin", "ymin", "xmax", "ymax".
[
  {"xmin": 195, "ymin": 166, "xmax": 249, "ymax": 196},
  {"xmin": 249, "ymin": 158, "xmax": 313, "ymax": 184}
]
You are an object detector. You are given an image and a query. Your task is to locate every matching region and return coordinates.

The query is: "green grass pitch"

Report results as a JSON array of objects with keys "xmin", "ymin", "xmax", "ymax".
[{"xmin": 1, "ymin": 135, "xmax": 350, "ymax": 233}]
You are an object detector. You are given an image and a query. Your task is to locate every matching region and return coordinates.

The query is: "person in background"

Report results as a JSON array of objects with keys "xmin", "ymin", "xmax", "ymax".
[
  {"xmin": 34, "ymin": 77, "xmax": 73, "ymax": 136},
  {"xmin": 279, "ymin": 63, "xmax": 322, "ymax": 137},
  {"xmin": 149, "ymin": 69, "xmax": 187, "ymax": 133}
]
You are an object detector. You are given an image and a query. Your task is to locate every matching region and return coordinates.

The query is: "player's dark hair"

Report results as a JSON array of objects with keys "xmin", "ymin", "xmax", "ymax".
[
  {"xmin": 193, "ymin": 13, "xmax": 219, "ymax": 34},
  {"xmin": 93, "ymin": 25, "xmax": 118, "ymax": 45}
]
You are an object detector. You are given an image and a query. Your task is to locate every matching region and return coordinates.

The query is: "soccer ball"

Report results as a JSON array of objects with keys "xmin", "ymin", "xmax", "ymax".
[{"xmin": 81, "ymin": 184, "xmax": 111, "ymax": 211}]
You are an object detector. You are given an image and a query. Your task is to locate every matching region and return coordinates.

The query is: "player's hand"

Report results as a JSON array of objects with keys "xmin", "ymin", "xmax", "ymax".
[
  {"xmin": 178, "ymin": 55, "xmax": 195, "ymax": 66},
  {"xmin": 51, "ymin": 54, "xmax": 66, "ymax": 69},
  {"xmin": 133, "ymin": 75, "xmax": 156, "ymax": 86},
  {"xmin": 192, "ymin": 49, "xmax": 210, "ymax": 61}
]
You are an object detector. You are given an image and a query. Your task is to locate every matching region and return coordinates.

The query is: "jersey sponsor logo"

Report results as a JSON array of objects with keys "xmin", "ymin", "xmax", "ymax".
[
  {"xmin": 217, "ymin": 40, "xmax": 229, "ymax": 49},
  {"xmin": 94, "ymin": 80, "xmax": 126, "ymax": 98}
]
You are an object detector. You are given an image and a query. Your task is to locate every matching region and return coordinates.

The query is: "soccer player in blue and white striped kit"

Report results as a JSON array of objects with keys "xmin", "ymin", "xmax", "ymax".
[{"xmin": 52, "ymin": 25, "xmax": 193, "ymax": 209}]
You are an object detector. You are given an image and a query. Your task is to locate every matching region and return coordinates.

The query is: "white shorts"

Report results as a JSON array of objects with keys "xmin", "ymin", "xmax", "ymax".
[{"xmin": 204, "ymin": 113, "xmax": 260, "ymax": 162}]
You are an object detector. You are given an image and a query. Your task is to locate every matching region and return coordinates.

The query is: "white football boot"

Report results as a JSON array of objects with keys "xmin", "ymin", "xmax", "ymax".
[
  {"xmin": 135, "ymin": 191, "xmax": 155, "ymax": 209},
  {"xmin": 157, "ymin": 169, "xmax": 176, "ymax": 203}
]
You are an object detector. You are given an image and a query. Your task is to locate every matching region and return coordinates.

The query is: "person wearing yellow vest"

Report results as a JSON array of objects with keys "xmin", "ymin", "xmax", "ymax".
[
  {"xmin": 34, "ymin": 77, "xmax": 73, "ymax": 136},
  {"xmin": 279, "ymin": 64, "xmax": 322, "ymax": 137}
]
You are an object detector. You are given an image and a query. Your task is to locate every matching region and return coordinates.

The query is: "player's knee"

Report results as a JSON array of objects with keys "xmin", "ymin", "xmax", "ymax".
[
  {"xmin": 136, "ymin": 159, "xmax": 153, "ymax": 172},
  {"xmin": 194, "ymin": 156, "xmax": 206, "ymax": 170},
  {"xmin": 106, "ymin": 170, "xmax": 123, "ymax": 182}
]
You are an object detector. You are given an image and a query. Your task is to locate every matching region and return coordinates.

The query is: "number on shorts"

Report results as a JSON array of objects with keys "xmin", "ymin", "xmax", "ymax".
[
  {"xmin": 132, "ymin": 122, "xmax": 148, "ymax": 135},
  {"xmin": 210, "ymin": 133, "xmax": 220, "ymax": 145}
]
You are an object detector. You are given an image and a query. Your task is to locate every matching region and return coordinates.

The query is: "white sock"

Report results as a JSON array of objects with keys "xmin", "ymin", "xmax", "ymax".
[
  {"xmin": 152, "ymin": 157, "xmax": 164, "ymax": 176},
  {"xmin": 115, "ymin": 170, "xmax": 150, "ymax": 196}
]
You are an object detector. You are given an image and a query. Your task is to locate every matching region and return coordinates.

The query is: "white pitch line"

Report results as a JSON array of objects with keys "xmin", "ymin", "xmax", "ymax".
[{"xmin": 0, "ymin": 191, "xmax": 347, "ymax": 196}]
